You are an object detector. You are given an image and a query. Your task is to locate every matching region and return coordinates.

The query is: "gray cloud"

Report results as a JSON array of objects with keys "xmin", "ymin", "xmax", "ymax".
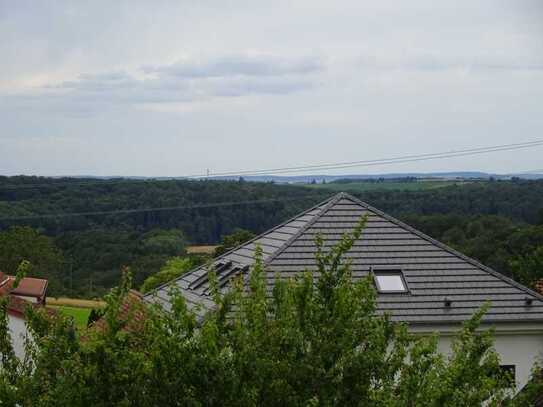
[
  {"xmin": 144, "ymin": 54, "xmax": 324, "ymax": 78},
  {"xmin": 51, "ymin": 72, "xmax": 138, "ymax": 90},
  {"xmin": 3, "ymin": 54, "xmax": 323, "ymax": 114}
]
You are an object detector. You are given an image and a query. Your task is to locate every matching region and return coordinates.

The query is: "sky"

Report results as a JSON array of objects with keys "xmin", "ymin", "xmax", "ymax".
[{"xmin": 1, "ymin": 0, "xmax": 543, "ymax": 177}]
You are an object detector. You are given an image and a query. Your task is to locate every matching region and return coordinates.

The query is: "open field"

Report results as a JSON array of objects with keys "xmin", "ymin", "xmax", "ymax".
[
  {"xmin": 305, "ymin": 180, "xmax": 467, "ymax": 193},
  {"xmin": 47, "ymin": 298, "xmax": 104, "ymax": 330},
  {"xmin": 187, "ymin": 245, "xmax": 219, "ymax": 255},
  {"xmin": 48, "ymin": 305, "xmax": 92, "ymax": 329},
  {"xmin": 48, "ymin": 297, "xmax": 106, "ymax": 308}
]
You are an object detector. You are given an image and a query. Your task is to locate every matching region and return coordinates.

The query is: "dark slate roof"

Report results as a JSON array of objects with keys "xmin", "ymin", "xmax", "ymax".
[{"xmin": 144, "ymin": 192, "xmax": 543, "ymax": 325}]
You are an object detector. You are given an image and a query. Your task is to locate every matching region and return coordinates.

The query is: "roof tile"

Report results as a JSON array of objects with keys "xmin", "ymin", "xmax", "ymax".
[{"xmin": 144, "ymin": 192, "xmax": 543, "ymax": 325}]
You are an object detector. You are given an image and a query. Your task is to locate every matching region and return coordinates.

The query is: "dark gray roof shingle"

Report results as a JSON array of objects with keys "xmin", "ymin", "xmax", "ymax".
[{"xmin": 144, "ymin": 193, "xmax": 543, "ymax": 325}]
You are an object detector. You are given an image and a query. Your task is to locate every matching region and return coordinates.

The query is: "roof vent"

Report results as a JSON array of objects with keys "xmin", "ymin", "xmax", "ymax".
[
  {"xmin": 444, "ymin": 297, "xmax": 452, "ymax": 308},
  {"xmin": 525, "ymin": 297, "xmax": 533, "ymax": 307}
]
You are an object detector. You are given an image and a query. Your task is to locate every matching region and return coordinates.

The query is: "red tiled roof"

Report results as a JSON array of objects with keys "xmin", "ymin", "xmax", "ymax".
[
  {"xmin": 2, "ymin": 292, "xmax": 56, "ymax": 320},
  {"xmin": 0, "ymin": 273, "xmax": 48, "ymax": 318},
  {"xmin": 10, "ymin": 277, "xmax": 48, "ymax": 298},
  {"xmin": 92, "ymin": 290, "xmax": 147, "ymax": 334}
]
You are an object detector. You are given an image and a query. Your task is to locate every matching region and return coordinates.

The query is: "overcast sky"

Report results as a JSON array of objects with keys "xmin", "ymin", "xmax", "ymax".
[{"xmin": 1, "ymin": 0, "xmax": 542, "ymax": 177}]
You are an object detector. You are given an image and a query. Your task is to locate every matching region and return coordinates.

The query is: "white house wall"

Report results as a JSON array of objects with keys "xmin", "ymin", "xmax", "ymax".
[
  {"xmin": 410, "ymin": 323, "xmax": 543, "ymax": 391},
  {"xmin": 437, "ymin": 333, "xmax": 542, "ymax": 391},
  {"xmin": 12, "ymin": 294, "xmax": 38, "ymax": 303},
  {"xmin": 7, "ymin": 314, "xmax": 28, "ymax": 360}
]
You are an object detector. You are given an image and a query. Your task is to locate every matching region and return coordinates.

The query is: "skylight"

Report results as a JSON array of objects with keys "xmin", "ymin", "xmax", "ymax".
[{"xmin": 373, "ymin": 271, "xmax": 408, "ymax": 293}]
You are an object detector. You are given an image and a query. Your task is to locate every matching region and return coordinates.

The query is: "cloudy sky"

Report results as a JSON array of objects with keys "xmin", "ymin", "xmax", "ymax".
[{"xmin": 1, "ymin": 0, "xmax": 542, "ymax": 177}]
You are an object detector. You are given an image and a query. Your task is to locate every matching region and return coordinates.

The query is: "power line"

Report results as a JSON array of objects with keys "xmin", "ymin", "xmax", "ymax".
[
  {"xmin": 0, "ymin": 196, "xmax": 323, "ymax": 222},
  {"xmin": 188, "ymin": 140, "xmax": 543, "ymax": 178},
  {"xmin": 1, "ymin": 139, "xmax": 542, "ymax": 190}
]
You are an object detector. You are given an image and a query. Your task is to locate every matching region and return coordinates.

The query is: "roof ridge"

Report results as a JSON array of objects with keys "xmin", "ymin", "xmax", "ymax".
[
  {"xmin": 338, "ymin": 192, "xmax": 543, "ymax": 302},
  {"xmin": 263, "ymin": 193, "xmax": 345, "ymax": 267},
  {"xmin": 143, "ymin": 194, "xmax": 338, "ymax": 298}
]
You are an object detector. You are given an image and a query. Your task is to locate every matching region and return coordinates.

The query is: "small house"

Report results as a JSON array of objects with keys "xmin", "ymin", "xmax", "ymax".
[{"xmin": 0, "ymin": 272, "xmax": 48, "ymax": 358}]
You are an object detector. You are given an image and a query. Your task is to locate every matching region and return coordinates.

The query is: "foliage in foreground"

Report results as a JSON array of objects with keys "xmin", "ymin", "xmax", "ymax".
[{"xmin": 0, "ymin": 221, "xmax": 539, "ymax": 406}]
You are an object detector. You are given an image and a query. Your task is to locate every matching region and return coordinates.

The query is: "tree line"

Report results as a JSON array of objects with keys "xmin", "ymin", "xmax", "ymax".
[{"xmin": 0, "ymin": 176, "xmax": 542, "ymax": 296}]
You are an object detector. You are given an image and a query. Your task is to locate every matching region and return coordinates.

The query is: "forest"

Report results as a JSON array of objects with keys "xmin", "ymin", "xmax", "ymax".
[{"xmin": 0, "ymin": 176, "xmax": 542, "ymax": 297}]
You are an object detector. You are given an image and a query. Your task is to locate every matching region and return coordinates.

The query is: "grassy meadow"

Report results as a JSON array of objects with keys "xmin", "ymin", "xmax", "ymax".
[{"xmin": 48, "ymin": 305, "xmax": 92, "ymax": 329}]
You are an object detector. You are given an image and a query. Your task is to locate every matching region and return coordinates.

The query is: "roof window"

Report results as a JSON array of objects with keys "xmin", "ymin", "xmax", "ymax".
[{"xmin": 373, "ymin": 269, "xmax": 408, "ymax": 293}]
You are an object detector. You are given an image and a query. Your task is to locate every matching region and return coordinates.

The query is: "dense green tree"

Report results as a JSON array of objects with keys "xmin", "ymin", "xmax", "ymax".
[
  {"xmin": 2, "ymin": 176, "xmax": 543, "ymax": 296},
  {"xmin": 510, "ymin": 246, "xmax": 543, "ymax": 288},
  {"xmin": 507, "ymin": 225, "xmax": 543, "ymax": 256},
  {"xmin": 54, "ymin": 228, "xmax": 140, "ymax": 296},
  {"xmin": 139, "ymin": 229, "xmax": 186, "ymax": 255},
  {"xmin": 538, "ymin": 208, "xmax": 543, "ymax": 225},
  {"xmin": 214, "ymin": 228, "xmax": 256, "ymax": 256},
  {"xmin": 49, "ymin": 228, "xmax": 188, "ymax": 296},
  {"xmin": 140, "ymin": 256, "xmax": 202, "ymax": 293},
  {"xmin": 0, "ymin": 226, "xmax": 64, "ymax": 294}
]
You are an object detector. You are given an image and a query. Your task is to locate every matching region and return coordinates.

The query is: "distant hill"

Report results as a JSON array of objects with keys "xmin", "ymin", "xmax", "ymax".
[
  {"xmin": 44, "ymin": 171, "xmax": 543, "ymax": 184},
  {"xmin": 210, "ymin": 171, "xmax": 543, "ymax": 183}
]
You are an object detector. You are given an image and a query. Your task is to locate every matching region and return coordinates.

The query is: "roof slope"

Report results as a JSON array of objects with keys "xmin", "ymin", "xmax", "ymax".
[
  {"xmin": 11, "ymin": 277, "xmax": 48, "ymax": 298},
  {"xmin": 0, "ymin": 273, "xmax": 48, "ymax": 299},
  {"xmin": 0, "ymin": 274, "xmax": 44, "ymax": 319},
  {"xmin": 145, "ymin": 193, "xmax": 543, "ymax": 324}
]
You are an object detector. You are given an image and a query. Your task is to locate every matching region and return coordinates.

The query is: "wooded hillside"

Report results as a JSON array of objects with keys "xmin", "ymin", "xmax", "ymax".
[{"xmin": 0, "ymin": 176, "xmax": 542, "ymax": 296}]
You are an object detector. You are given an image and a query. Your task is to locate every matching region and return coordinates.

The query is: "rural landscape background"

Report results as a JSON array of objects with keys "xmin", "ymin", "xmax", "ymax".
[
  {"xmin": 1, "ymin": 175, "xmax": 542, "ymax": 304},
  {"xmin": 2, "ymin": 2, "xmax": 543, "ymax": 404}
]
